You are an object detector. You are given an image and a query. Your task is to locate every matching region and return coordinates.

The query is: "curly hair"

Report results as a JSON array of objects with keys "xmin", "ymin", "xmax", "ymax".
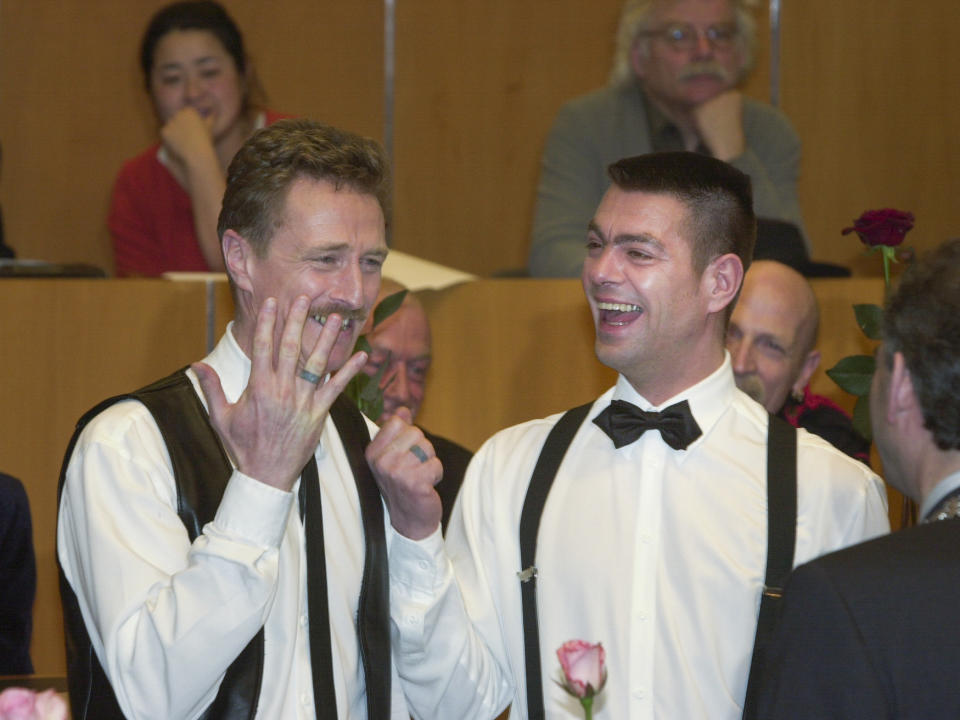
[
  {"xmin": 217, "ymin": 119, "xmax": 390, "ymax": 257},
  {"xmin": 882, "ymin": 238, "xmax": 960, "ymax": 450}
]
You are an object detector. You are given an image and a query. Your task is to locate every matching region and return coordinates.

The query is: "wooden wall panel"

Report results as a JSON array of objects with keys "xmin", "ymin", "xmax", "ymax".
[
  {"xmin": 0, "ymin": 0, "xmax": 382, "ymax": 275},
  {"xmin": 781, "ymin": 1, "xmax": 960, "ymax": 271},
  {"xmin": 0, "ymin": 279, "xmax": 210, "ymax": 674}
]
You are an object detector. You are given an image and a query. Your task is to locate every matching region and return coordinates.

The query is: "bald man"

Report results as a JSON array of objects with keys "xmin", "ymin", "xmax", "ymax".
[
  {"xmin": 361, "ymin": 279, "xmax": 472, "ymax": 531},
  {"xmin": 726, "ymin": 260, "xmax": 870, "ymax": 462}
]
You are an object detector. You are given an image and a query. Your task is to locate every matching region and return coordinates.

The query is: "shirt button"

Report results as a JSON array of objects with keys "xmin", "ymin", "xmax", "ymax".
[
  {"xmin": 418, "ymin": 559, "xmax": 430, "ymax": 570},
  {"xmin": 300, "ymin": 693, "xmax": 310, "ymax": 707},
  {"xmin": 639, "ymin": 533, "xmax": 651, "ymax": 544},
  {"xmin": 300, "ymin": 613, "xmax": 308, "ymax": 627},
  {"xmin": 634, "ymin": 687, "xmax": 646, "ymax": 699},
  {"xmin": 406, "ymin": 615, "xmax": 417, "ymax": 626}
]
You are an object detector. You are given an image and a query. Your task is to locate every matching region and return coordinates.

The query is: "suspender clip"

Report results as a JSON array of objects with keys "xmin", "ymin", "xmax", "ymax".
[
  {"xmin": 517, "ymin": 566, "xmax": 537, "ymax": 583},
  {"xmin": 762, "ymin": 585, "xmax": 783, "ymax": 599}
]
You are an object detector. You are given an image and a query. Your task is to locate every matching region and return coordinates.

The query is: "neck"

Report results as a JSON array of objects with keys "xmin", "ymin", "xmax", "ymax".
[
  {"xmin": 917, "ymin": 450, "xmax": 960, "ymax": 509},
  {"xmin": 626, "ymin": 345, "xmax": 726, "ymax": 406}
]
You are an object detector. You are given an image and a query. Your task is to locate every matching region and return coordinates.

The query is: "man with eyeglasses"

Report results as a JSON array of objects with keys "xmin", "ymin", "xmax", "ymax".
[{"xmin": 529, "ymin": 0, "xmax": 807, "ymax": 277}]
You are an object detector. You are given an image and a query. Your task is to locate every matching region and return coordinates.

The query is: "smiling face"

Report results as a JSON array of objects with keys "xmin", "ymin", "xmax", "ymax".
[
  {"xmin": 631, "ymin": 0, "xmax": 743, "ymax": 115},
  {"xmin": 227, "ymin": 177, "xmax": 387, "ymax": 371},
  {"xmin": 582, "ymin": 187, "xmax": 729, "ymax": 402},
  {"xmin": 726, "ymin": 261, "xmax": 820, "ymax": 412},
  {"xmin": 149, "ymin": 28, "xmax": 246, "ymax": 141}
]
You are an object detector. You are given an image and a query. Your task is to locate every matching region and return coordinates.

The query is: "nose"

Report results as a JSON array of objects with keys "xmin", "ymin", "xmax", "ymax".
[
  {"xmin": 329, "ymin": 263, "xmax": 365, "ymax": 309},
  {"xmin": 692, "ymin": 29, "xmax": 714, "ymax": 58},
  {"xmin": 728, "ymin": 337, "xmax": 755, "ymax": 374},
  {"xmin": 584, "ymin": 246, "xmax": 623, "ymax": 287},
  {"xmin": 382, "ymin": 363, "xmax": 410, "ymax": 404},
  {"xmin": 185, "ymin": 73, "xmax": 204, "ymax": 102}
]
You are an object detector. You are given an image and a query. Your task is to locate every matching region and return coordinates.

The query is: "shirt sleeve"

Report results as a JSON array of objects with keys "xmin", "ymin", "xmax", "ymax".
[
  {"xmin": 57, "ymin": 401, "xmax": 294, "ymax": 720},
  {"xmin": 388, "ymin": 456, "xmax": 516, "ymax": 719}
]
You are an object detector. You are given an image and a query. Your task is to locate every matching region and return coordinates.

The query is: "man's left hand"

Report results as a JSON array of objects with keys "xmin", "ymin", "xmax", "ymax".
[{"xmin": 367, "ymin": 407, "xmax": 443, "ymax": 540}]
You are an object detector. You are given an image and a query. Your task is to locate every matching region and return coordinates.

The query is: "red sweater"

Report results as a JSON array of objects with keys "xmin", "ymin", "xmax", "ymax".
[{"xmin": 108, "ymin": 109, "xmax": 288, "ymax": 277}]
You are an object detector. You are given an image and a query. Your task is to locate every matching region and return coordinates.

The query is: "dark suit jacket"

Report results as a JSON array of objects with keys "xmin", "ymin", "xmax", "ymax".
[
  {"xmin": 421, "ymin": 428, "xmax": 472, "ymax": 533},
  {"xmin": 0, "ymin": 472, "xmax": 35, "ymax": 674},
  {"xmin": 758, "ymin": 518, "xmax": 960, "ymax": 719}
]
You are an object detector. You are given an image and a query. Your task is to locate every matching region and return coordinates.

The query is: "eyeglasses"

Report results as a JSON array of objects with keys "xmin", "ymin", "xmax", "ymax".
[{"xmin": 639, "ymin": 22, "xmax": 739, "ymax": 52}]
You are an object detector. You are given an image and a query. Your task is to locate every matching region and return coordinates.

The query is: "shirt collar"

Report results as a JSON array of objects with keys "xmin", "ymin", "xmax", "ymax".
[
  {"xmin": 200, "ymin": 321, "xmax": 251, "ymax": 405},
  {"xmin": 610, "ymin": 352, "xmax": 735, "ymax": 453},
  {"xmin": 919, "ymin": 470, "xmax": 960, "ymax": 521}
]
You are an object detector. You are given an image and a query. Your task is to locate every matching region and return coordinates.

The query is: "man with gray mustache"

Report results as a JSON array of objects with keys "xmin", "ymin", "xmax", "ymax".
[{"xmin": 529, "ymin": 0, "xmax": 806, "ymax": 277}]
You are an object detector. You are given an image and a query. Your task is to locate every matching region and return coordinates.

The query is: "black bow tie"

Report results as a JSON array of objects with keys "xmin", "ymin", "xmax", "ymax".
[{"xmin": 593, "ymin": 399, "xmax": 702, "ymax": 451}]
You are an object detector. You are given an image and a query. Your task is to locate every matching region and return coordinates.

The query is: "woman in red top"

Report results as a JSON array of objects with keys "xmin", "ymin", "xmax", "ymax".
[{"xmin": 109, "ymin": 1, "xmax": 286, "ymax": 277}]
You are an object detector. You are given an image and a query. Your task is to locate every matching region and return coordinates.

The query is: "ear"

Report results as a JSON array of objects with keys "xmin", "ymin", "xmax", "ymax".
[
  {"xmin": 792, "ymin": 349, "xmax": 821, "ymax": 396},
  {"xmin": 703, "ymin": 253, "xmax": 744, "ymax": 315},
  {"xmin": 887, "ymin": 351, "xmax": 919, "ymax": 423},
  {"xmin": 222, "ymin": 229, "xmax": 255, "ymax": 294},
  {"xmin": 629, "ymin": 39, "xmax": 647, "ymax": 79}
]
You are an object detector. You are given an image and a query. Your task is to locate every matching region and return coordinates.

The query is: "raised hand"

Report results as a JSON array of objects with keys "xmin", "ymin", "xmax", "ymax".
[
  {"xmin": 160, "ymin": 106, "xmax": 218, "ymax": 168},
  {"xmin": 366, "ymin": 406, "xmax": 443, "ymax": 540},
  {"xmin": 193, "ymin": 295, "xmax": 368, "ymax": 491},
  {"xmin": 694, "ymin": 90, "xmax": 745, "ymax": 161}
]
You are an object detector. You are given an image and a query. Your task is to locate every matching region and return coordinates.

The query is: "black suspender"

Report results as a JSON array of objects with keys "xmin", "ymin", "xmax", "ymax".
[
  {"xmin": 742, "ymin": 414, "xmax": 797, "ymax": 720},
  {"xmin": 518, "ymin": 405, "xmax": 797, "ymax": 720},
  {"xmin": 518, "ymin": 402, "xmax": 593, "ymax": 720}
]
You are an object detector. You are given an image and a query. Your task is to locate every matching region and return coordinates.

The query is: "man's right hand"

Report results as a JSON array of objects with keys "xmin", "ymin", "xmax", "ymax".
[{"xmin": 193, "ymin": 295, "xmax": 367, "ymax": 492}]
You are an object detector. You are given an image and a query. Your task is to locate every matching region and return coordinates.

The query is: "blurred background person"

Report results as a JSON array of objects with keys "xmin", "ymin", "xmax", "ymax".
[
  {"xmin": 529, "ymin": 0, "xmax": 804, "ymax": 277},
  {"xmin": 0, "ymin": 471, "xmax": 36, "ymax": 674},
  {"xmin": 727, "ymin": 260, "xmax": 870, "ymax": 462},
  {"xmin": 361, "ymin": 279, "xmax": 471, "ymax": 532},
  {"xmin": 109, "ymin": 0, "xmax": 287, "ymax": 277}
]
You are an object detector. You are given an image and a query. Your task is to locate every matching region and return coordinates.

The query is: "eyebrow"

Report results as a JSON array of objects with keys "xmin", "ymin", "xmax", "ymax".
[{"xmin": 587, "ymin": 221, "xmax": 665, "ymax": 251}]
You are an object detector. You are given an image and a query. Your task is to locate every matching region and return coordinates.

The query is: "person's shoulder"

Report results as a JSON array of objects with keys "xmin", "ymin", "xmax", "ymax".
[
  {"xmin": 116, "ymin": 143, "xmax": 163, "ymax": 175},
  {"xmin": 741, "ymin": 96, "xmax": 798, "ymax": 134},
  {"xmin": 555, "ymin": 82, "xmax": 634, "ymax": 120}
]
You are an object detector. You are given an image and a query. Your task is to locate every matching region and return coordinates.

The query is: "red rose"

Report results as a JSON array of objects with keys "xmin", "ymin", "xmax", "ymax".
[
  {"xmin": 557, "ymin": 639, "xmax": 607, "ymax": 698},
  {"xmin": 841, "ymin": 208, "xmax": 914, "ymax": 247}
]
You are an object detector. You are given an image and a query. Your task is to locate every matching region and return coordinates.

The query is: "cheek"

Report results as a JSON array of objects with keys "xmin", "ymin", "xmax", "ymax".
[{"xmin": 151, "ymin": 86, "xmax": 183, "ymax": 122}]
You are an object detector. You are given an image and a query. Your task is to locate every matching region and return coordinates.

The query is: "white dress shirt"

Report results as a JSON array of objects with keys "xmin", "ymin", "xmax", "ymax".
[
  {"xmin": 389, "ymin": 355, "xmax": 890, "ymax": 720},
  {"xmin": 57, "ymin": 324, "xmax": 409, "ymax": 720}
]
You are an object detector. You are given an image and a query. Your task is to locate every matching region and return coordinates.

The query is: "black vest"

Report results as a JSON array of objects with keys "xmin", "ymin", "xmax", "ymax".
[{"xmin": 57, "ymin": 369, "xmax": 391, "ymax": 720}]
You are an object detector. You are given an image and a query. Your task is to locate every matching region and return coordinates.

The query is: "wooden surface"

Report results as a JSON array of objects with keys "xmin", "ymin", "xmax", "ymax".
[
  {"xmin": 2, "ymin": 1, "xmax": 954, "ymax": 279},
  {"xmin": 3, "ymin": 276, "xmax": 893, "ymax": 676}
]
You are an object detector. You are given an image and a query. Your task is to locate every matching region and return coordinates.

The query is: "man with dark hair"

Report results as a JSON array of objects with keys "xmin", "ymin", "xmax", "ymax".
[
  {"xmin": 377, "ymin": 152, "xmax": 887, "ymax": 719},
  {"xmin": 728, "ymin": 260, "xmax": 870, "ymax": 462},
  {"xmin": 58, "ymin": 119, "xmax": 427, "ymax": 719},
  {"xmin": 529, "ymin": 0, "xmax": 805, "ymax": 277},
  {"xmin": 758, "ymin": 239, "xmax": 960, "ymax": 719}
]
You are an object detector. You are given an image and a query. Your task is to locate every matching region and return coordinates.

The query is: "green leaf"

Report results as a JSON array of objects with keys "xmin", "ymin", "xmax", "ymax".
[
  {"xmin": 852, "ymin": 393, "xmax": 872, "ymax": 441},
  {"xmin": 372, "ymin": 289, "xmax": 407, "ymax": 329},
  {"xmin": 825, "ymin": 354, "xmax": 875, "ymax": 396},
  {"xmin": 853, "ymin": 304, "xmax": 884, "ymax": 340}
]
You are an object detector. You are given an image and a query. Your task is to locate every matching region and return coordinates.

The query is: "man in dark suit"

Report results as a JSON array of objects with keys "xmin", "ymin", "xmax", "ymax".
[{"xmin": 758, "ymin": 238, "xmax": 960, "ymax": 719}]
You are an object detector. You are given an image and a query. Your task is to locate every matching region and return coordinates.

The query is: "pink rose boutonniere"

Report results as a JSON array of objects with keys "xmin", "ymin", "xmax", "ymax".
[
  {"xmin": 0, "ymin": 687, "xmax": 68, "ymax": 720},
  {"xmin": 556, "ymin": 639, "xmax": 607, "ymax": 719}
]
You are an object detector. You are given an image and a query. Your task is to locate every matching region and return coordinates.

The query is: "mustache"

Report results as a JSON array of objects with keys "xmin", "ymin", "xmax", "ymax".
[
  {"xmin": 678, "ymin": 61, "xmax": 733, "ymax": 84},
  {"xmin": 310, "ymin": 304, "xmax": 368, "ymax": 326},
  {"xmin": 735, "ymin": 374, "xmax": 766, "ymax": 405}
]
